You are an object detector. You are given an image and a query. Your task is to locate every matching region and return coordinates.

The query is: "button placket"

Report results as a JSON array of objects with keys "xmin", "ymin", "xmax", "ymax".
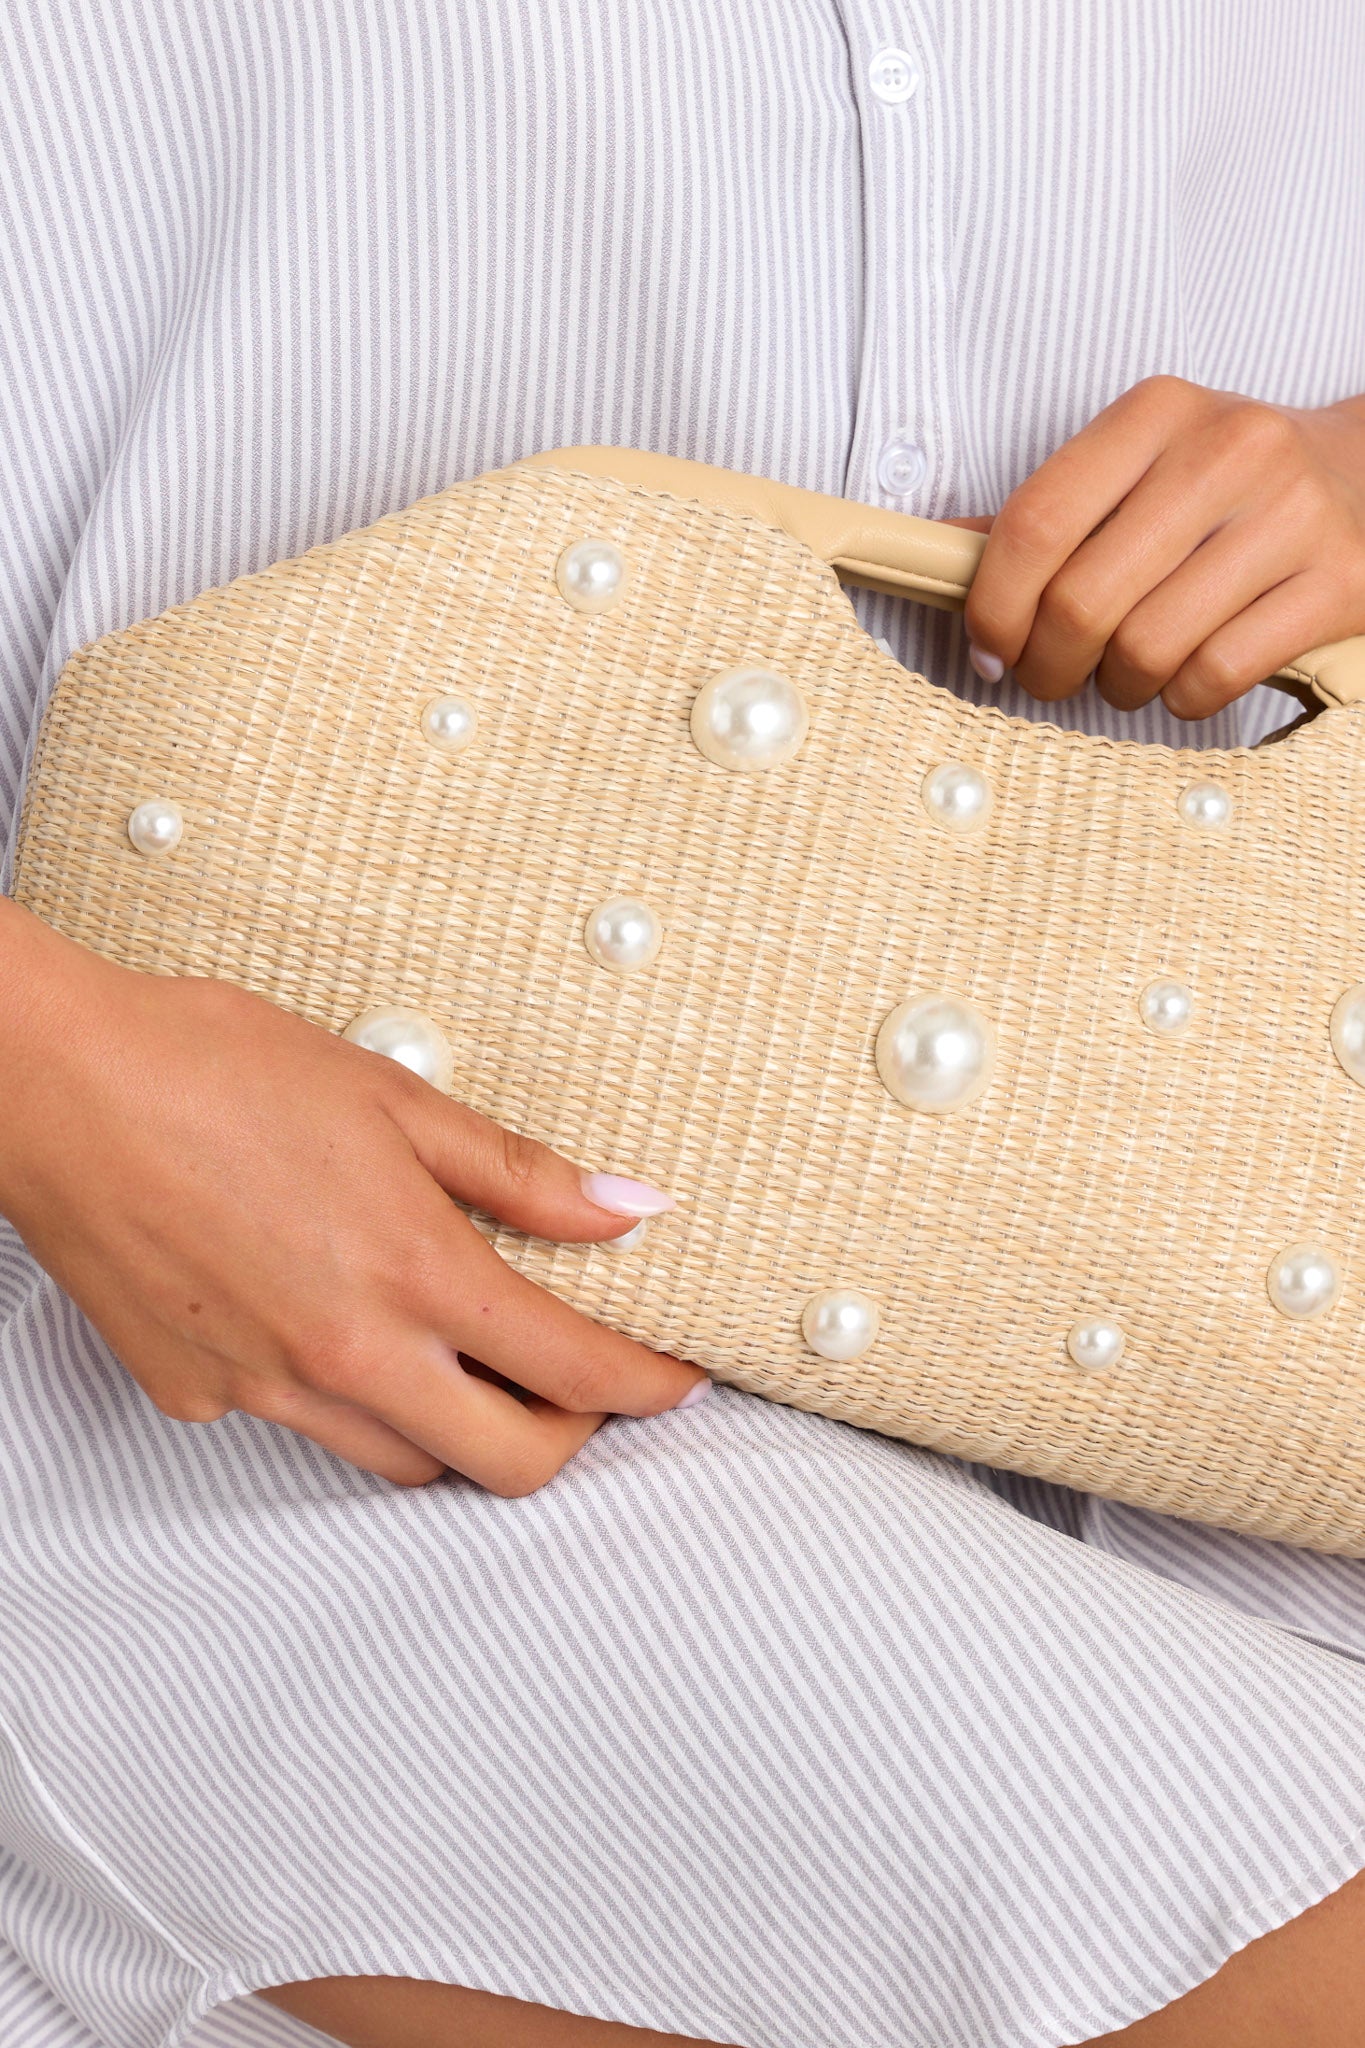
[{"xmin": 841, "ymin": 4, "xmax": 962, "ymax": 523}]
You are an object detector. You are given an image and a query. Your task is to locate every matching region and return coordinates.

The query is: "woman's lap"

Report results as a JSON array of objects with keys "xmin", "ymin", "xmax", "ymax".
[{"xmin": 3, "ymin": 1257, "xmax": 1365, "ymax": 2048}]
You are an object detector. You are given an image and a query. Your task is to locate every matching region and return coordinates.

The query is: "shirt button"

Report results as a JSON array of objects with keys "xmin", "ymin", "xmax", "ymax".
[
  {"xmin": 877, "ymin": 435, "xmax": 927, "ymax": 498},
  {"xmin": 868, "ymin": 47, "xmax": 921, "ymax": 105}
]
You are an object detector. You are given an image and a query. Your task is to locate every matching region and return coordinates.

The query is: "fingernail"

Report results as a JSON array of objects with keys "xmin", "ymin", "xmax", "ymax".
[
  {"xmin": 675, "ymin": 1378, "xmax": 711, "ymax": 1409},
  {"xmin": 968, "ymin": 641, "xmax": 1005, "ymax": 684},
  {"xmin": 604, "ymin": 1219, "xmax": 648, "ymax": 1253},
  {"xmin": 580, "ymin": 1171, "xmax": 677, "ymax": 1218}
]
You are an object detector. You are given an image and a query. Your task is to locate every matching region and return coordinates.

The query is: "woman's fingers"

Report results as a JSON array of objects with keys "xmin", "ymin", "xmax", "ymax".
[
  {"xmin": 1001, "ymin": 457, "xmax": 1231, "ymax": 702},
  {"xmin": 998, "ymin": 417, "xmax": 1301, "ymax": 704},
  {"xmin": 965, "ymin": 376, "xmax": 1201, "ymax": 668},
  {"xmin": 387, "ymin": 1076, "xmax": 677, "ymax": 1242},
  {"xmin": 384, "ymin": 1080, "xmax": 709, "ymax": 1404},
  {"xmin": 1160, "ymin": 572, "xmax": 1345, "ymax": 721},
  {"xmin": 314, "ymin": 1326, "xmax": 607, "ymax": 1496},
  {"xmin": 243, "ymin": 1382, "xmax": 448, "ymax": 1486},
  {"xmin": 1092, "ymin": 513, "xmax": 1313, "ymax": 710},
  {"xmin": 103, "ymin": 1305, "xmax": 449, "ymax": 1485},
  {"xmin": 402, "ymin": 1209, "xmax": 708, "ymax": 1416},
  {"xmin": 961, "ymin": 377, "xmax": 1365, "ymax": 715}
]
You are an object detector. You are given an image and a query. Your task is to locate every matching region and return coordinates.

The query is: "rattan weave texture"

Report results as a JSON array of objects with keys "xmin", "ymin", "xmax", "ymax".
[{"xmin": 14, "ymin": 462, "xmax": 1365, "ymax": 1551}]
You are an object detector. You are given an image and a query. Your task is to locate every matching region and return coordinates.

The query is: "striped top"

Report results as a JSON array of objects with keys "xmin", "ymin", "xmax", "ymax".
[{"xmin": 3, "ymin": 4, "xmax": 1365, "ymax": 2047}]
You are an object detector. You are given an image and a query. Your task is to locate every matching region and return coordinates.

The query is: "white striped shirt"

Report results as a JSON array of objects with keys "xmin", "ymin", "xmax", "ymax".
[{"xmin": 3, "ymin": 4, "xmax": 1365, "ymax": 2046}]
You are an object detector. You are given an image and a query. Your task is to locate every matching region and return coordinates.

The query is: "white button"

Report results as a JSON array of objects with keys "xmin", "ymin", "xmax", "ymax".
[
  {"xmin": 876, "ymin": 435, "xmax": 927, "ymax": 499},
  {"xmin": 868, "ymin": 46, "xmax": 920, "ymax": 104}
]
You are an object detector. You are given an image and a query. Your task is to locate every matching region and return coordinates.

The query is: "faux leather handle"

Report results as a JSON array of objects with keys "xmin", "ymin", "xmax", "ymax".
[{"xmin": 521, "ymin": 446, "xmax": 1365, "ymax": 712}]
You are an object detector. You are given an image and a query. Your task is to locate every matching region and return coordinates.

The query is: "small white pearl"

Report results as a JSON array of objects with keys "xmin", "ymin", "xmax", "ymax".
[
  {"xmin": 342, "ymin": 1005, "xmax": 454, "ymax": 1091},
  {"xmin": 420, "ymin": 695, "xmax": 478, "ymax": 752},
  {"xmin": 921, "ymin": 761, "xmax": 992, "ymax": 834},
  {"xmin": 127, "ymin": 799, "xmax": 184, "ymax": 856},
  {"xmin": 1329, "ymin": 985, "xmax": 1365, "ymax": 1087},
  {"xmin": 875, "ymin": 994, "xmax": 995, "ymax": 1113},
  {"xmin": 604, "ymin": 1220, "xmax": 647, "ymax": 1254},
  {"xmin": 1138, "ymin": 978, "xmax": 1194, "ymax": 1036},
  {"xmin": 1176, "ymin": 781, "xmax": 1232, "ymax": 829},
  {"xmin": 689, "ymin": 666, "xmax": 809, "ymax": 772},
  {"xmin": 555, "ymin": 538, "xmax": 627, "ymax": 614},
  {"xmin": 1267, "ymin": 1242, "xmax": 1342, "ymax": 1320},
  {"xmin": 801, "ymin": 1289, "xmax": 880, "ymax": 1362},
  {"xmin": 584, "ymin": 897, "xmax": 663, "ymax": 973},
  {"xmin": 1066, "ymin": 1317, "xmax": 1126, "ymax": 1372}
]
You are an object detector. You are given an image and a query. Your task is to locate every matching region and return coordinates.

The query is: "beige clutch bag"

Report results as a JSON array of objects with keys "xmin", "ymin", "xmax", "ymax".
[{"xmin": 15, "ymin": 448, "xmax": 1365, "ymax": 1552}]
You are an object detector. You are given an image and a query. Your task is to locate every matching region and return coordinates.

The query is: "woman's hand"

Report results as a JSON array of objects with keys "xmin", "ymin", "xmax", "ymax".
[
  {"xmin": 0, "ymin": 900, "xmax": 707, "ymax": 1492},
  {"xmin": 961, "ymin": 375, "xmax": 1365, "ymax": 718}
]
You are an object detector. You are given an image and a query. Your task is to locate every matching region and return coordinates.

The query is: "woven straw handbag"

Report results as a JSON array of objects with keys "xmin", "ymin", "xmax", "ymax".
[{"xmin": 14, "ymin": 447, "xmax": 1365, "ymax": 1552}]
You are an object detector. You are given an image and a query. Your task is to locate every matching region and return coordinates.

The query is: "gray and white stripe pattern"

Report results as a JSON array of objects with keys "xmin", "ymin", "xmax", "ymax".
[{"xmin": 3, "ymin": 2, "xmax": 1365, "ymax": 2044}]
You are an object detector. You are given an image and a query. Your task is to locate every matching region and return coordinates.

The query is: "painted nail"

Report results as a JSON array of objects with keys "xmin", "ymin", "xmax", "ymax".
[
  {"xmin": 968, "ymin": 641, "xmax": 1005, "ymax": 684},
  {"xmin": 580, "ymin": 1171, "xmax": 677, "ymax": 1218},
  {"xmin": 675, "ymin": 1378, "xmax": 712, "ymax": 1409}
]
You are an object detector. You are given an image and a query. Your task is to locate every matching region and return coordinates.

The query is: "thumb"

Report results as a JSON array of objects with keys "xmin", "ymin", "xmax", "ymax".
[{"xmin": 393, "ymin": 1089, "xmax": 678, "ymax": 1243}]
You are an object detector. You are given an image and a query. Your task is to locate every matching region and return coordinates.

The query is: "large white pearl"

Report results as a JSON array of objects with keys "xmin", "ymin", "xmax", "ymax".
[
  {"xmin": 127, "ymin": 798, "xmax": 184, "ymax": 856},
  {"xmin": 1138, "ymin": 978, "xmax": 1194, "ymax": 1036},
  {"xmin": 555, "ymin": 538, "xmax": 627, "ymax": 614},
  {"xmin": 1266, "ymin": 1242, "xmax": 1342, "ymax": 1320},
  {"xmin": 420, "ymin": 695, "xmax": 478, "ymax": 752},
  {"xmin": 875, "ymin": 994, "xmax": 995, "ymax": 1113},
  {"xmin": 1330, "ymin": 985, "xmax": 1365, "ymax": 1087},
  {"xmin": 801, "ymin": 1288, "xmax": 880, "ymax": 1362},
  {"xmin": 604, "ymin": 1219, "xmax": 648, "ymax": 1254},
  {"xmin": 1176, "ymin": 781, "xmax": 1232, "ymax": 829},
  {"xmin": 921, "ymin": 761, "xmax": 992, "ymax": 834},
  {"xmin": 342, "ymin": 1005, "xmax": 454, "ymax": 1091},
  {"xmin": 1066, "ymin": 1317, "xmax": 1126, "ymax": 1372},
  {"xmin": 689, "ymin": 666, "xmax": 809, "ymax": 772},
  {"xmin": 584, "ymin": 897, "xmax": 663, "ymax": 973}
]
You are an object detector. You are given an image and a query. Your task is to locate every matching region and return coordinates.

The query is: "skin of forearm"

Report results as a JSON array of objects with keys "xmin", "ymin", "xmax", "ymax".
[{"xmin": 0, "ymin": 896, "xmax": 100, "ymax": 1214}]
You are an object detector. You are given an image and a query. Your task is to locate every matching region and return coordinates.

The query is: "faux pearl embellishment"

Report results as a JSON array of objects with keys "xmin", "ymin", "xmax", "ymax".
[
  {"xmin": 1176, "ymin": 781, "xmax": 1232, "ymax": 829},
  {"xmin": 802, "ymin": 1289, "xmax": 880, "ymax": 1362},
  {"xmin": 875, "ymin": 994, "xmax": 995, "ymax": 1113},
  {"xmin": 1329, "ymin": 985, "xmax": 1365, "ymax": 1087},
  {"xmin": 1066, "ymin": 1317, "xmax": 1126, "ymax": 1372},
  {"xmin": 343, "ymin": 1005, "xmax": 455, "ymax": 1092},
  {"xmin": 127, "ymin": 799, "xmax": 184, "ymax": 856},
  {"xmin": 921, "ymin": 761, "xmax": 992, "ymax": 834},
  {"xmin": 556, "ymin": 538, "xmax": 627, "ymax": 614},
  {"xmin": 584, "ymin": 896, "xmax": 663, "ymax": 974},
  {"xmin": 420, "ymin": 695, "xmax": 478, "ymax": 752},
  {"xmin": 1138, "ymin": 979, "xmax": 1194, "ymax": 1036},
  {"xmin": 604, "ymin": 1220, "xmax": 647, "ymax": 1254},
  {"xmin": 1267, "ymin": 1242, "xmax": 1342, "ymax": 1321},
  {"xmin": 690, "ymin": 666, "xmax": 809, "ymax": 772}
]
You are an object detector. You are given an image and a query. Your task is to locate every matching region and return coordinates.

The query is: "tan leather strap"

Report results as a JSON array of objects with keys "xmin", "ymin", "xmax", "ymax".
[{"xmin": 519, "ymin": 445, "xmax": 1365, "ymax": 711}]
